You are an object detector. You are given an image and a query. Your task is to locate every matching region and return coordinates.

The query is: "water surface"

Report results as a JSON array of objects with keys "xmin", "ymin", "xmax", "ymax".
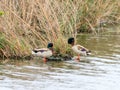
[{"xmin": 0, "ymin": 27, "xmax": 120, "ymax": 90}]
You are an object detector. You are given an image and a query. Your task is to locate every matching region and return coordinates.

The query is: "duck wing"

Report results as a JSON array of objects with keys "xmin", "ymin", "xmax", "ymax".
[
  {"xmin": 33, "ymin": 48, "xmax": 49, "ymax": 53},
  {"xmin": 77, "ymin": 45, "xmax": 88, "ymax": 51},
  {"xmin": 77, "ymin": 45, "xmax": 91, "ymax": 55}
]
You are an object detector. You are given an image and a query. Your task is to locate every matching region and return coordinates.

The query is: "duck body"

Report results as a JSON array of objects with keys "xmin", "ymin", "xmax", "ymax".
[
  {"xmin": 32, "ymin": 43, "xmax": 53, "ymax": 63},
  {"xmin": 32, "ymin": 48, "xmax": 52, "ymax": 58},
  {"xmin": 72, "ymin": 45, "xmax": 91, "ymax": 56},
  {"xmin": 68, "ymin": 37, "xmax": 91, "ymax": 61}
]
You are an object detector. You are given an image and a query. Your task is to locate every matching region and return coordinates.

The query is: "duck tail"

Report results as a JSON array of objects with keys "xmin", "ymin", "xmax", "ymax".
[
  {"xmin": 31, "ymin": 50, "xmax": 36, "ymax": 55},
  {"xmin": 86, "ymin": 50, "xmax": 92, "ymax": 55}
]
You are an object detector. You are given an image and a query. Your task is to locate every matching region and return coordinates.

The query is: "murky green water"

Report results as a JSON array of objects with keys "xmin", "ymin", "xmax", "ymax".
[{"xmin": 0, "ymin": 27, "xmax": 120, "ymax": 90}]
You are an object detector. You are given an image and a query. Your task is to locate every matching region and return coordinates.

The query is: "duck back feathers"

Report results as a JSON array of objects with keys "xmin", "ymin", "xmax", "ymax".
[
  {"xmin": 32, "ymin": 48, "xmax": 52, "ymax": 57},
  {"xmin": 72, "ymin": 45, "xmax": 91, "ymax": 56}
]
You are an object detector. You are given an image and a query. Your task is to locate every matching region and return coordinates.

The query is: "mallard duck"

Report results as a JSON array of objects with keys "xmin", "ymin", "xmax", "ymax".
[
  {"xmin": 68, "ymin": 37, "xmax": 91, "ymax": 61},
  {"xmin": 32, "ymin": 43, "xmax": 53, "ymax": 63}
]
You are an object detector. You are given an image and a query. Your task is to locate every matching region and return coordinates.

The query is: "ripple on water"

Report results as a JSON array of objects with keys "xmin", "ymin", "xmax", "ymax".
[{"xmin": 1, "ymin": 31, "xmax": 120, "ymax": 90}]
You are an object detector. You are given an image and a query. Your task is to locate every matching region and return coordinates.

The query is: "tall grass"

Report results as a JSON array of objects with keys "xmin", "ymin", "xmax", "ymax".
[{"xmin": 0, "ymin": 0, "xmax": 119, "ymax": 58}]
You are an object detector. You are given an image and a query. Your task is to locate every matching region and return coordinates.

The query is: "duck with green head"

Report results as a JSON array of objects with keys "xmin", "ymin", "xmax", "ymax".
[
  {"xmin": 32, "ymin": 43, "xmax": 54, "ymax": 63},
  {"xmin": 68, "ymin": 37, "xmax": 91, "ymax": 61}
]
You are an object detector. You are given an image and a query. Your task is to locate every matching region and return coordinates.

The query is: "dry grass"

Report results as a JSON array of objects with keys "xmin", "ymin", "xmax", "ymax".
[{"xmin": 0, "ymin": 0, "xmax": 119, "ymax": 58}]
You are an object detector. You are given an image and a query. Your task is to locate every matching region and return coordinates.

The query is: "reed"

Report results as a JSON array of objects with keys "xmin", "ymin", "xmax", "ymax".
[{"xmin": 0, "ymin": 0, "xmax": 119, "ymax": 58}]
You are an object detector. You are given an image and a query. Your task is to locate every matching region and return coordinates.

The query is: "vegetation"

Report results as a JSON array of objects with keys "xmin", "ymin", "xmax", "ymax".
[{"xmin": 0, "ymin": 0, "xmax": 119, "ymax": 59}]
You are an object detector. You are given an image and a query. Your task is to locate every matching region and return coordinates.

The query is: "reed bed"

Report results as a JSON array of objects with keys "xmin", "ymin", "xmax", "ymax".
[{"xmin": 0, "ymin": 0, "xmax": 119, "ymax": 58}]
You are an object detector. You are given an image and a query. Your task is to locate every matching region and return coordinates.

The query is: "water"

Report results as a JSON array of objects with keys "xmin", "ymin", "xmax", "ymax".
[{"xmin": 0, "ymin": 27, "xmax": 120, "ymax": 90}]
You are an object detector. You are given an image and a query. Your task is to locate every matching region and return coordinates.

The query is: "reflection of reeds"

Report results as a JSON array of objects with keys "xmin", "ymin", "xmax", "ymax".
[{"xmin": 0, "ymin": 0, "xmax": 119, "ymax": 58}]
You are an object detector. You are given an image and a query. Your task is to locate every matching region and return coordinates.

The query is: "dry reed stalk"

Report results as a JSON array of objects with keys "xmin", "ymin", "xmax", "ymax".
[{"xmin": 0, "ymin": 0, "xmax": 119, "ymax": 58}]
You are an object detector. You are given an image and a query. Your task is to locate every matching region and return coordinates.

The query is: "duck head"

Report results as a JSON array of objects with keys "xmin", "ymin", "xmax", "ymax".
[
  {"xmin": 68, "ymin": 37, "xmax": 75, "ymax": 46},
  {"xmin": 47, "ymin": 43, "xmax": 53, "ymax": 51}
]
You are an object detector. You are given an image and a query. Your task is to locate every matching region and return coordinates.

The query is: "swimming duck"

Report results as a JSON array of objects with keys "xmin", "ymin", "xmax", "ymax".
[
  {"xmin": 68, "ymin": 37, "xmax": 91, "ymax": 61},
  {"xmin": 32, "ymin": 43, "xmax": 53, "ymax": 63}
]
